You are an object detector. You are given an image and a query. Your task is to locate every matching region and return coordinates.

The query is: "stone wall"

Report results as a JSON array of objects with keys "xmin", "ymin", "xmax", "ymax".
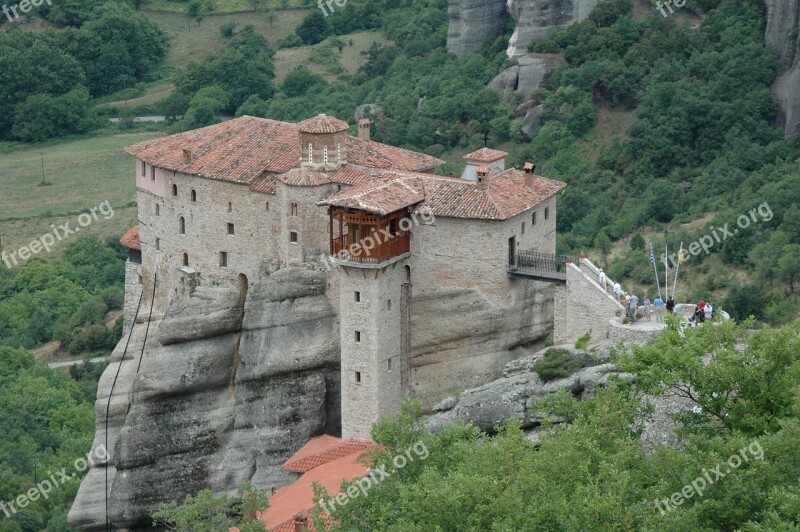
[
  {"xmin": 554, "ymin": 261, "xmax": 625, "ymax": 345},
  {"xmin": 608, "ymin": 318, "xmax": 662, "ymax": 345},
  {"xmin": 122, "ymin": 258, "xmax": 142, "ymax": 337}
]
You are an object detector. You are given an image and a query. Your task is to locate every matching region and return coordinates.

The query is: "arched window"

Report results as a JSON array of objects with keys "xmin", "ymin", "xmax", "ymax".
[
  {"xmin": 179, "ymin": 216, "xmax": 185, "ymax": 235},
  {"xmin": 183, "ymin": 253, "xmax": 189, "ymax": 267},
  {"xmin": 191, "ymin": 189, "xmax": 196, "ymax": 202},
  {"xmin": 337, "ymin": 143, "xmax": 341, "ymax": 163},
  {"xmin": 172, "ymin": 184, "xmax": 178, "ymax": 196},
  {"xmin": 308, "ymin": 143, "xmax": 313, "ymax": 163},
  {"xmin": 323, "ymin": 145, "xmax": 329, "ymax": 164}
]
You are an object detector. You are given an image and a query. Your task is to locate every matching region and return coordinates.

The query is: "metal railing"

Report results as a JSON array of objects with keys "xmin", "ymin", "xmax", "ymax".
[{"xmin": 509, "ymin": 250, "xmax": 574, "ymax": 281}]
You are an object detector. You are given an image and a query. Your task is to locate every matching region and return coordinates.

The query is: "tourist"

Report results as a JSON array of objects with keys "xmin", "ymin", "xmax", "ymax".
[
  {"xmin": 598, "ymin": 268, "xmax": 607, "ymax": 289},
  {"xmin": 643, "ymin": 296, "xmax": 651, "ymax": 321},
  {"xmin": 629, "ymin": 293, "xmax": 639, "ymax": 323},
  {"xmin": 666, "ymin": 297, "xmax": 675, "ymax": 314},
  {"xmin": 704, "ymin": 302, "xmax": 713, "ymax": 321},
  {"xmin": 654, "ymin": 296, "xmax": 665, "ymax": 322},
  {"xmin": 613, "ymin": 282, "xmax": 623, "ymax": 301}
]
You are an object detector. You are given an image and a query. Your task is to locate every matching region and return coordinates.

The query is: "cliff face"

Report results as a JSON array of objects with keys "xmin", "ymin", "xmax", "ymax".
[
  {"xmin": 69, "ymin": 265, "xmax": 554, "ymax": 529},
  {"xmin": 68, "ymin": 268, "xmax": 341, "ymax": 530},
  {"xmin": 766, "ymin": 0, "xmax": 800, "ymax": 137},
  {"xmin": 446, "ymin": 0, "xmax": 598, "ymax": 58}
]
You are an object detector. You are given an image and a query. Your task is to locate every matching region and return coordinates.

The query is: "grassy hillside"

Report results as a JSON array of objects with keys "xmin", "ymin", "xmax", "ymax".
[
  {"xmin": 145, "ymin": 9, "xmax": 311, "ymax": 67},
  {"xmin": 0, "ymin": 133, "xmax": 160, "ymax": 258}
]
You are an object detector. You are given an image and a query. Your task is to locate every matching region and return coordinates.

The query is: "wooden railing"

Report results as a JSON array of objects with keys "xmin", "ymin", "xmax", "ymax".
[{"xmin": 331, "ymin": 233, "xmax": 410, "ymax": 264}]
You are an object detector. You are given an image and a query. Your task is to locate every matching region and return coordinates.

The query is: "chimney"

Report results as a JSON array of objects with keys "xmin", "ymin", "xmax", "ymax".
[
  {"xmin": 358, "ymin": 118, "xmax": 371, "ymax": 141},
  {"xmin": 181, "ymin": 147, "xmax": 192, "ymax": 164},
  {"xmin": 523, "ymin": 162, "xmax": 535, "ymax": 188},
  {"xmin": 293, "ymin": 512, "xmax": 309, "ymax": 532},
  {"xmin": 476, "ymin": 166, "xmax": 490, "ymax": 190}
]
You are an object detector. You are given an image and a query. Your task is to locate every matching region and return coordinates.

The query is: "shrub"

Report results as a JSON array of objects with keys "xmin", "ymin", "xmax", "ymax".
[
  {"xmin": 534, "ymin": 348, "xmax": 584, "ymax": 382},
  {"xmin": 575, "ymin": 330, "xmax": 592, "ymax": 350}
]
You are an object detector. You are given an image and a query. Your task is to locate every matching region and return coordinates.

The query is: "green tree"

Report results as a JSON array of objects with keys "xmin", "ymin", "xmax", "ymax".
[
  {"xmin": 295, "ymin": 11, "xmax": 330, "ymax": 45},
  {"xmin": 152, "ymin": 483, "xmax": 268, "ymax": 531}
]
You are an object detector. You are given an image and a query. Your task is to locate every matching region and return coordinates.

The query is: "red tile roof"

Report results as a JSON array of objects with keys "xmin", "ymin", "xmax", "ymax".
[
  {"xmin": 258, "ymin": 436, "xmax": 379, "ymax": 532},
  {"xmin": 298, "ymin": 114, "xmax": 349, "ymax": 134},
  {"xmin": 126, "ymin": 116, "xmax": 443, "ymax": 185},
  {"xmin": 464, "ymin": 147, "xmax": 508, "ymax": 163},
  {"xmin": 283, "ymin": 436, "xmax": 375, "ymax": 473},
  {"xmin": 120, "ymin": 225, "xmax": 140, "ymax": 250},
  {"xmin": 321, "ymin": 168, "xmax": 566, "ymax": 220}
]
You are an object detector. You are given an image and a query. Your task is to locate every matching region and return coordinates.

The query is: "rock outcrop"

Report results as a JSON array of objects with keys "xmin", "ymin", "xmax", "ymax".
[
  {"xmin": 446, "ymin": 0, "xmax": 508, "ymax": 58},
  {"xmin": 69, "ymin": 269, "xmax": 341, "ymax": 530},
  {"xmin": 766, "ymin": 0, "xmax": 800, "ymax": 137},
  {"xmin": 506, "ymin": 0, "xmax": 599, "ymax": 57}
]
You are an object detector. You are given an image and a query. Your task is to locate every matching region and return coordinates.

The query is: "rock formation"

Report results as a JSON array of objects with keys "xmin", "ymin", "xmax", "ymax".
[
  {"xmin": 447, "ymin": 0, "xmax": 599, "ymax": 59},
  {"xmin": 69, "ymin": 269, "xmax": 341, "ymax": 530},
  {"xmin": 766, "ymin": 0, "xmax": 800, "ymax": 138},
  {"xmin": 446, "ymin": 0, "xmax": 508, "ymax": 58},
  {"xmin": 506, "ymin": 0, "xmax": 599, "ymax": 57}
]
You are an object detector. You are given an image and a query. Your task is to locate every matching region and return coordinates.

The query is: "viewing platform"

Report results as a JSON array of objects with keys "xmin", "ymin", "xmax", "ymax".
[{"xmin": 508, "ymin": 250, "xmax": 575, "ymax": 282}]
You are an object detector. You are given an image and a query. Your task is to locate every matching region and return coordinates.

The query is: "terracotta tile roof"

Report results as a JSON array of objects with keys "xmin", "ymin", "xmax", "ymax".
[
  {"xmin": 321, "ymin": 168, "xmax": 566, "ymax": 220},
  {"xmin": 126, "ymin": 116, "xmax": 443, "ymax": 184},
  {"xmin": 298, "ymin": 114, "xmax": 349, "ymax": 134},
  {"xmin": 283, "ymin": 436, "xmax": 375, "ymax": 473},
  {"xmin": 321, "ymin": 174, "xmax": 426, "ymax": 215},
  {"xmin": 120, "ymin": 225, "xmax": 140, "ymax": 250},
  {"xmin": 250, "ymin": 174, "xmax": 277, "ymax": 194},
  {"xmin": 464, "ymin": 147, "xmax": 508, "ymax": 163},
  {"xmin": 258, "ymin": 436, "xmax": 379, "ymax": 532}
]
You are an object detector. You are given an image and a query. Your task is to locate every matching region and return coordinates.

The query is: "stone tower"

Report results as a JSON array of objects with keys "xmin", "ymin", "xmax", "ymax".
[
  {"xmin": 338, "ymin": 259, "xmax": 410, "ymax": 439},
  {"xmin": 298, "ymin": 114, "xmax": 349, "ymax": 168}
]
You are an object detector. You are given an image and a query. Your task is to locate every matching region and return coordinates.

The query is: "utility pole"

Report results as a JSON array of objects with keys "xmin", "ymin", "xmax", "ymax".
[{"xmin": 41, "ymin": 152, "xmax": 45, "ymax": 186}]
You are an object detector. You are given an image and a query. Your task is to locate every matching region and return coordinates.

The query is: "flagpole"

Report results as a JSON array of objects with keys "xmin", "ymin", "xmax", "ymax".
[
  {"xmin": 650, "ymin": 242, "xmax": 662, "ymax": 300},
  {"xmin": 665, "ymin": 244, "xmax": 669, "ymax": 302},
  {"xmin": 672, "ymin": 241, "xmax": 684, "ymax": 300}
]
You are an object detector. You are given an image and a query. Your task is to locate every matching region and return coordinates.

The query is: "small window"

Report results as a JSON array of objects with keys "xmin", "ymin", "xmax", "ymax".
[
  {"xmin": 387, "ymin": 299, "xmax": 392, "ymax": 312},
  {"xmin": 172, "ymin": 184, "xmax": 178, "ymax": 196},
  {"xmin": 182, "ymin": 253, "xmax": 189, "ymax": 267},
  {"xmin": 141, "ymin": 161, "xmax": 146, "ymax": 176},
  {"xmin": 220, "ymin": 251, "xmax": 228, "ymax": 267},
  {"xmin": 387, "ymin": 359, "xmax": 392, "ymax": 371},
  {"xmin": 265, "ymin": 202, "xmax": 269, "ymax": 211},
  {"xmin": 308, "ymin": 143, "xmax": 313, "ymax": 163},
  {"xmin": 289, "ymin": 231, "xmax": 299, "ymax": 243},
  {"xmin": 227, "ymin": 202, "xmax": 232, "ymax": 213},
  {"xmin": 354, "ymin": 371, "xmax": 361, "ymax": 383},
  {"xmin": 545, "ymin": 207, "xmax": 550, "ymax": 220},
  {"xmin": 179, "ymin": 216, "xmax": 185, "ymax": 235},
  {"xmin": 191, "ymin": 189, "xmax": 196, "ymax": 202},
  {"xmin": 151, "ymin": 166, "xmax": 156, "ymax": 181},
  {"xmin": 155, "ymin": 204, "xmax": 160, "ymax": 216},
  {"xmin": 354, "ymin": 291, "xmax": 361, "ymax": 302},
  {"xmin": 291, "ymin": 202, "xmax": 298, "ymax": 216},
  {"xmin": 354, "ymin": 331, "xmax": 361, "ymax": 342},
  {"xmin": 155, "ymin": 238, "xmax": 160, "ymax": 250},
  {"xmin": 227, "ymin": 223, "xmax": 235, "ymax": 235},
  {"xmin": 532, "ymin": 211, "xmax": 537, "ymax": 225},
  {"xmin": 337, "ymin": 143, "xmax": 341, "ymax": 163},
  {"xmin": 323, "ymin": 145, "xmax": 329, "ymax": 164},
  {"xmin": 521, "ymin": 222, "xmax": 526, "ymax": 235}
]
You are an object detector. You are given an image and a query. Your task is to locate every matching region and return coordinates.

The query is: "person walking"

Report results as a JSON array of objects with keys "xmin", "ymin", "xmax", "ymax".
[
  {"xmin": 629, "ymin": 293, "xmax": 639, "ymax": 323},
  {"xmin": 613, "ymin": 282, "xmax": 623, "ymax": 302},
  {"xmin": 654, "ymin": 296, "xmax": 665, "ymax": 323},
  {"xmin": 643, "ymin": 297, "xmax": 651, "ymax": 321},
  {"xmin": 598, "ymin": 269, "xmax": 607, "ymax": 290}
]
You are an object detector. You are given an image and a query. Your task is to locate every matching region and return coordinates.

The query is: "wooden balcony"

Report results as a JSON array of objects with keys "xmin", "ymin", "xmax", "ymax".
[{"xmin": 329, "ymin": 207, "xmax": 411, "ymax": 265}]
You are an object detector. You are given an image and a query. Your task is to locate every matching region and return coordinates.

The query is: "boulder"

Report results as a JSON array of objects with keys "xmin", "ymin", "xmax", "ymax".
[
  {"xmin": 506, "ymin": 0, "xmax": 599, "ymax": 57},
  {"xmin": 765, "ymin": 0, "xmax": 800, "ymax": 138}
]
